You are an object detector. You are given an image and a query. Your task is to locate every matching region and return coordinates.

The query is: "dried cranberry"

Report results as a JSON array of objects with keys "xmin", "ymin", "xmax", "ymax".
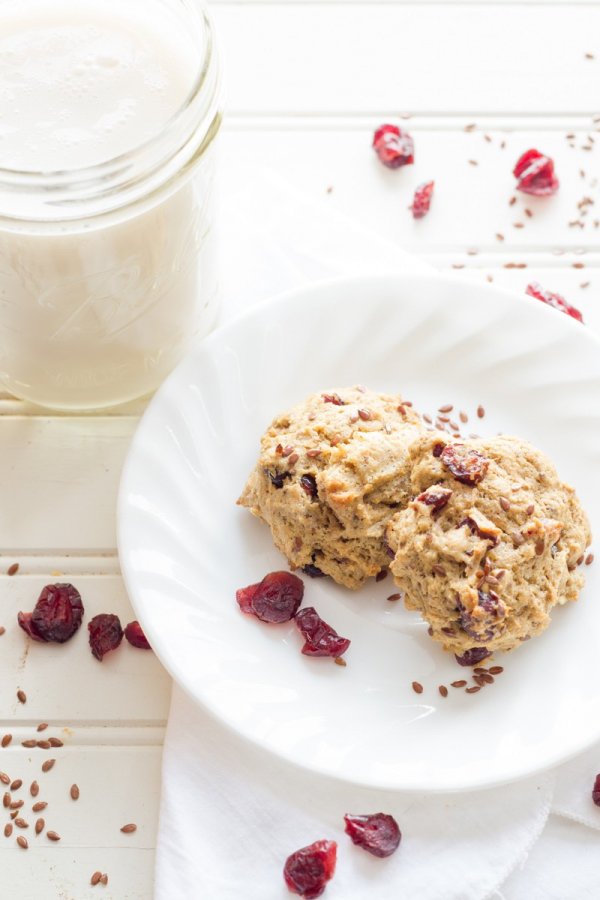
[
  {"xmin": 88, "ymin": 614, "xmax": 123, "ymax": 661},
  {"xmin": 513, "ymin": 149, "xmax": 559, "ymax": 196},
  {"xmin": 459, "ymin": 516, "xmax": 500, "ymax": 546},
  {"xmin": 265, "ymin": 469, "xmax": 291, "ymax": 489},
  {"xmin": 410, "ymin": 181, "xmax": 434, "ymax": 219},
  {"xmin": 526, "ymin": 282, "xmax": 584, "ymax": 323},
  {"xmin": 284, "ymin": 840, "xmax": 337, "ymax": 899},
  {"xmin": 416, "ymin": 486, "xmax": 453, "ymax": 514},
  {"xmin": 372, "ymin": 124, "xmax": 414, "ymax": 169},
  {"xmin": 236, "ymin": 571, "xmax": 304, "ymax": 624},
  {"xmin": 432, "ymin": 442, "xmax": 445, "ymax": 458},
  {"xmin": 302, "ymin": 563, "xmax": 327, "ymax": 578},
  {"xmin": 124, "ymin": 620, "xmax": 151, "ymax": 650},
  {"xmin": 321, "ymin": 393, "xmax": 345, "ymax": 406},
  {"xmin": 592, "ymin": 774, "xmax": 600, "ymax": 807},
  {"xmin": 477, "ymin": 589, "xmax": 503, "ymax": 616},
  {"xmin": 295, "ymin": 607, "xmax": 350, "ymax": 658},
  {"xmin": 455, "ymin": 647, "xmax": 491, "ymax": 667},
  {"xmin": 343, "ymin": 813, "xmax": 401, "ymax": 858},
  {"xmin": 18, "ymin": 583, "xmax": 84, "ymax": 644},
  {"xmin": 300, "ymin": 475, "xmax": 318, "ymax": 499},
  {"xmin": 441, "ymin": 444, "xmax": 489, "ymax": 485}
]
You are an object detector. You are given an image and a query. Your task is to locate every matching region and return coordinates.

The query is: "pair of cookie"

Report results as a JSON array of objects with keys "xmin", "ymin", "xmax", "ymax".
[{"xmin": 238, "ymin": 388, "xmax": 590, "ymax": 660}]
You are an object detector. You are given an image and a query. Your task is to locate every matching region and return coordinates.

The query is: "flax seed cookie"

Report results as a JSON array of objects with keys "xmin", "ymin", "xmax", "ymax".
[
  {"xmin": 238, "ymin": 387, "xmax": 424, "ymax": 590},
  {"xmin": 386, "ymin": 432, "xmax": 591, "ymax": 663}
]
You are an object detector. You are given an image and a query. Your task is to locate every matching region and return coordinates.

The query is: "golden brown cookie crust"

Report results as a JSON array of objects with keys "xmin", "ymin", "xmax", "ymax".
[
  {"xmin": 386, "ymin": 433, "xmax": 591, "ymax": 655},
  {"xmin": 238, "ymin": 387, "xmax": 424, "ymax": 589}
]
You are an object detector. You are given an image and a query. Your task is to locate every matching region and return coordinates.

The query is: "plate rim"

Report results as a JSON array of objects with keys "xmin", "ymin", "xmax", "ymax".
[{"xmin": 117, "ymin": 270, "xmax": 600, "ymax": 792}]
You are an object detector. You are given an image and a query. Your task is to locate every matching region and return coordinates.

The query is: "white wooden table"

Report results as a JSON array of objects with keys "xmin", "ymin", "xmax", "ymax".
[{"xmin": 1, "ymin": 1, "xmax": 598, "ymax": 896}]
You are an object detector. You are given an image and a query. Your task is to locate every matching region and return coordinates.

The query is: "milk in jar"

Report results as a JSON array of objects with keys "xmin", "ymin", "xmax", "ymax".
[{"xmin": 0, "ymin": 0, "xmax": 221, "ymax": 409}]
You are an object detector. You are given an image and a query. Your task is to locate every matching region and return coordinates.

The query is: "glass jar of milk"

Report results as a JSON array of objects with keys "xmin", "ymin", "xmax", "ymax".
[{"xmin": 0, "ymin": 0, "xmax": 221, "ymax": 409}]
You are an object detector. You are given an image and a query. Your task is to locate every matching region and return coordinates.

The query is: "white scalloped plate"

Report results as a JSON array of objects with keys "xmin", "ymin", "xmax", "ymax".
[{"xmin": 118, "ymin": 273, "xmax": 600, "ymax": 791}]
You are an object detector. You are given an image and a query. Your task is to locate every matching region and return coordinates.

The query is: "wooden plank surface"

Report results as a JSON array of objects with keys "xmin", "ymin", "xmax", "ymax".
[{"xmin": 213, "ymin": 4, "xmax": 600, "ymax": 114}]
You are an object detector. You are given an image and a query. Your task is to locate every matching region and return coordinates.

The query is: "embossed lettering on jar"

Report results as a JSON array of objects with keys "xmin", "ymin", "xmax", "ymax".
[{"xmin": 0, "ymin": 0, "xmax": 221, "ymax": 410}]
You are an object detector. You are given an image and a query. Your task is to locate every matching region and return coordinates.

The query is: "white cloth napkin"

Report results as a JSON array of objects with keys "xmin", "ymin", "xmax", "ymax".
[{"xmin": 155, "ymin": 172, "xmax": 600, "ymax": 900}]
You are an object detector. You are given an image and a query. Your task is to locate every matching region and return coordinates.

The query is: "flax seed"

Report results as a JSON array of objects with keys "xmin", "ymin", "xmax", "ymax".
[
  {"xmin": 489, "ymin": 666, "xmax": 504, "ymax": 675},
  {"xmin": 438, "ymin": 404, "xmax": 454, "ymax": 413},
  {"xmin": 287, "ymin": 453, "xmax": 299, "ymax": 465},
  {"xmin": 499, "ymin": 497, "xmax": 511, "ymax": 512},
  {"xmin": 411, "ymin": 682, "xmax": 423, "ymax": 695},
  {"xmin": 306, "ymin": 449, "xmax": 321, "ymax": 458},
  {"xmin": 0, "ymin": 627, "xmax": 5, "ymax": 637},
  {"xmin": 509, "ymin": 196, "xmax": 517, "ymax": 206},
  {"xmin": 535, "ymin": 538, "xmax": 545, "ymax": 556},
  {"xmin": 21, "ymin": 740, "xmax": 36, "ymax": 748},
  {"xmin": 32, "ymin": 802, "xmax": 47, "ymax": 812},
  {"xmin": 468, "ymin": 159, "xmax": 478, "ymax": 166},
  {"xmin": 100, "ymin": 875, "xmax": 109, "ymax": 886},
  {"xmin": 464, "ymin": 123, "xmax": 476, "ymax": 132},
  {"xmin": 451, "ymin": 680, "xmax": 467, "ymax": 688},
  {"xmin": 334, "ymin": 657, "xmax": 347, "ymax": 667},
  {"xmin": 495, "ymin": 233, "xmax": 504, "ymax": 242},
  {"xmin": 15, "ymin": 818, "xmax": 28, "ymax": 829},
  {"xmin": 526, "ymin": 504, "xmax": 535, "ymax": 515},
  {"xmin": 387, "ymin": 593, "xmax": 401, "ymax": 602},
  {"xmin": 476, "ymin": 405, "xmax": 485, "ymax": 419},
  {"xmin": 358, "ymin": 408, "xmax": 373, "ymax": 421},
  {"xmin": 432, "ymin": 565, "xmax": 446, "ymax": 577},
  {"xmin": 4, "ymin": 824, "xmax": 12, "ymax": 838},
  {"xmin": 30, "ymin": 781, "xmax": 39, "ymax": 798},
  {"xmin": 36, "ymin": 740, "xmax": 51, "ymax": 750},
  {"xmin": 473, "ymin": 667, "xmax": 488, "ymax": 674},
  {"xmin": 16, "ymin": 690, "xmax": 26, "ymax": 705},
  {"xmin": 459, "ymin": 411, "xmax": 468, "ymax": 423},
  {"xmin": 47, "ymin": 831, "xmax": 60, "ymax": 841},
  {"xmin": 0, "ymin": 773, "xmax": 10, "ymax": 785},
  {"xmin": 2, "ymin": 793, "xmax": 9, "ymax": 808},
  {"xmin": 35, "ymin": 818, "xmax": 44, "ymax": 835},
  {"xmin": 70, "ymin": 784, "xmax": 80, "ymax": 801},
  {"xmin": 10, "ymin": 800, "xmax": 23, "ymax": 810},
  {"xmin": 36, "ymin": 723, "xmax": 48, "ymax": 732},
  {"xmin": 1, "ymin": 735, "xmax": 11, "ymax": 748},
  {"xmin": 438, "ymin": 685, "xmax": 448, "ymax": 698},
  {"xmin": 512, "ymin": 531, "xmax": 525, "ymax": 547},
  {"xmin": 375, "ymin": 569, "xmax": 388, "ymax": 582},
  {"xmin": 91, "ymin": 872, "xmax": 102, "ymax": 886},
  {"xmin": 10, "ymin": 810, "xmax": 18, "ymax": 820},
  {"xmin": 466, "ymin": 686, "xmax": 481, "ymax": 694},
  {"xmin": 7, "ymin": 563, "xmax": 19, "ymax": 576},
  {"xmin": 586, "ymin": 553, "xmax": 594, "ymax": 566},
  {"xmin": 524, "ymin": 208, "xmax": 533, "ymax": 218},
  {"xmin": 16, "ymin": 836, "xmax": 28, "ymax": 849},
  {"xmin": 48, "ymin": 738, "xmax": 63, "ymax": 748},
  {"xmin": 41, "ymin": 759, "xmax": 55, "ymax": 773},
  {"xmin": 10, "ymin": 779, "xmax": 22, "ymax": 791}
]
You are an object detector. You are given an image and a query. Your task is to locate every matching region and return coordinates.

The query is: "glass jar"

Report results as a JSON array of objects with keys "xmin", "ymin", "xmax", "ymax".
[{"xmin": 0, "ymin": 0, "xmax": 221, "ymax": 410}]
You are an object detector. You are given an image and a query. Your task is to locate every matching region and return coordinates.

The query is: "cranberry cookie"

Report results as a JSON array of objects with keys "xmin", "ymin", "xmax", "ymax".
[
  {"xmin": 238, "ymin": 387, "xmax": 424, "ymax": 590},
  {"xmin": 386, "ymin": 433, "xmax": 591, "ymax": 660}
]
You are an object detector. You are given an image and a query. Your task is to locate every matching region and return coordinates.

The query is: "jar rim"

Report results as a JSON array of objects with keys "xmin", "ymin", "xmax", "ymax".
[{"xmin": 0, "ymin": 0, "xmax": 221, "ymax": 222}]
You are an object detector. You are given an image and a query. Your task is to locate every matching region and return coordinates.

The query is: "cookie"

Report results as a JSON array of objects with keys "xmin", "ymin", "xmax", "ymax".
[
  {"xmin": 386, "ymin": 432, "xmax": 591, "ymax": 660},
  {"xmin": 238, "ymin": 387, "xmax": 424, "ymax": 589}
]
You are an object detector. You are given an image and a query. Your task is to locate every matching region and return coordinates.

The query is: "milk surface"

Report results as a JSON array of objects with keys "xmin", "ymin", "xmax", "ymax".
[{"xmin": 0, "ymin": 1, "xmax": 195, "ymax": 170}]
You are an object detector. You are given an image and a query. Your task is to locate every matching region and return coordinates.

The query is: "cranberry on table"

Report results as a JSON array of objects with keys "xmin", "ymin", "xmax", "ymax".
[
  {"xmin": 124, "ymin": 620, "xmax": 152, "ymax": 650},
  {"xmin": 284, "ymin": 839, "xmax": 337, "ymax": 899},
  {"xmin": 295, "ymin": 607, "xmax": 351, "ymax": 658},
  {"xmin": 372, "ymin": 124, "xmax": 414, "ymax": 169},
  {"xmin": 592, "ymin": 774, "xmax": 600, "ymax": 807},
  {"xmin": 236, "ymin": 571, "xmax": 304, "ymax": 624},
  {"xmin": 88, "ymin": 613, "xmax": 124, "ymax": 661},
  {"xmin": 410, "ymin": 181, "xmax": 434, "ymax": 219},
  {"xmin": 18, "ymin": 583, "xmax": 84, "ymax": 643},
  {"xmin": 526, "ymin": 282, "xmax": 584, "ymax": 324},
  {"xmin": 440, "ymin": 444, "xmax": 489, "ymax": 486},
  {"xmin": 513, "ymin": 149, "xmax": 559, "ymax": 196},
  {"xmin": 343, "ymin": 813, "xmax": 401, "ymax": 858}
]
